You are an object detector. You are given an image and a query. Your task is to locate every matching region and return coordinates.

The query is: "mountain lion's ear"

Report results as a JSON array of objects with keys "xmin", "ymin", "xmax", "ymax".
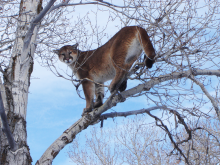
[
  {"xmin": 72, "ymin": 43, "xmax": 79, "ymax": 50},
  {"xmin": 53, "ymin": 49, "xmax": 60, "ymax": 55}
]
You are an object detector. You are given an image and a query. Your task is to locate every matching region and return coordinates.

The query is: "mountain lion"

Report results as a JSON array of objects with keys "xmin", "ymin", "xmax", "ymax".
[{"xmin": 54, "ymin": 26, "xmax": 156, "ymax": 115}]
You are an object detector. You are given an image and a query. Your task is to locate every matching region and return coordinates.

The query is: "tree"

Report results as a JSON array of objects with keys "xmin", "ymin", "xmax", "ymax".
[
  {"xmin": 0, "ymin": 0, "xmax": 220, "ymax": 164},
  {"xmin": 68, "ymin": 116, "xmax": 220, "ymax": 165}
]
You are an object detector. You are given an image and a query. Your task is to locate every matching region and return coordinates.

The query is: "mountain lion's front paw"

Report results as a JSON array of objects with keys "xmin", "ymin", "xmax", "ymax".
[{"xmin": 81, "ymin": 107, "xmax": 92, "ymax": 116}]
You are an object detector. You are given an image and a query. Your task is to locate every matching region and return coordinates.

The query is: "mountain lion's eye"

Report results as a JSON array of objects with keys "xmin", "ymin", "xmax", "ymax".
[{"xmin": 61, "ymin": 54, "xmax": 65, "ymax": 56}]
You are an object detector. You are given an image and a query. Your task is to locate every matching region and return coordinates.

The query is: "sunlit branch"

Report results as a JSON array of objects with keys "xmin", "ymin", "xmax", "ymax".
[
  {"xmin": 122, "ymin": 69, "xmax": 220, "ymax": 99},
  {"xmin": 100, "ymin": 106, "xmax": 164, "ymax": 119}
]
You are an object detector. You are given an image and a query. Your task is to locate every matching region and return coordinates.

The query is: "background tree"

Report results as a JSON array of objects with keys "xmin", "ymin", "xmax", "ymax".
[
  {"xmin": 0, "ymin": 0, "xmax": 220, "ymax": 165},
  {"xmin": 68, "ymin": 116, "xmax": 220, "ymax": 165}
]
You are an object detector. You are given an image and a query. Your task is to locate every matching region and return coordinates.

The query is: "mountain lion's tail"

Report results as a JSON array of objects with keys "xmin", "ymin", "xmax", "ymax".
[{"xmin": 137, "ymin": 27, "xmax": 156, "ymax": 68}]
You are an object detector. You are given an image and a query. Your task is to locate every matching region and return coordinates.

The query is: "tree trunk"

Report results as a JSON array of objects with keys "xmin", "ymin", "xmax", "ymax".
[{"xmin": 0, "ymin": 0, "xmax": 42, "ymax": 164}]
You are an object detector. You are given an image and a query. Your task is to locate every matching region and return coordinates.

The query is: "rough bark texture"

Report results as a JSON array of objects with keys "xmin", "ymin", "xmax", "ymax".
[
  {"xmin": 0, "ymin": 0, "xmax": 42, "ymax": 164},
  {"xmin": 0, "ymin": 83, "xmax": 18, "ymax": 152}
]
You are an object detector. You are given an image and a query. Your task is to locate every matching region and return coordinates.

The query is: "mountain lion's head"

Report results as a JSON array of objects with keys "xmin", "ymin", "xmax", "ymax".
[{"xmin": 53, "ymin": 43, "xmax": 78, "ymax": 65}]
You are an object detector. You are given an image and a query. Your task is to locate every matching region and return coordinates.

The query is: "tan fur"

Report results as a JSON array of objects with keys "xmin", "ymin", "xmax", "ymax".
[{"xmin": 54, "ymin": 26, "xmax": 156, "ymax": 115}]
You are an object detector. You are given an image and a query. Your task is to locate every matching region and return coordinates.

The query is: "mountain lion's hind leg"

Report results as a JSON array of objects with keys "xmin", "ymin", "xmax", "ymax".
[
  {"xmin": 118, "ymin": 79, "xmax": 127, "ymax": 92},
  {"xmin": 109, "ymin": 70, "xmax": 126, "ymax": 93}
]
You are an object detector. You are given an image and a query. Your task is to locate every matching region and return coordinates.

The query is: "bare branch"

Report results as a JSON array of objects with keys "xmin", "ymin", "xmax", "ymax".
[
  {"xmin": 48, "ymin": 1, "xmax": 136, "ymax": 14},
  {"xmin": 146, "ymin": 110, "xmax": 190, "ymax": 164},
  {"xmin": 122, "ymin": 69, "xmax": 220, "ymax": 99},
  {"xmin": 189, "ymin": 76, "xmax": 220, "ymax": 121},
  {"xmin": 100, "ymin": 106, "xmax": 164, "ymax": 119}
]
